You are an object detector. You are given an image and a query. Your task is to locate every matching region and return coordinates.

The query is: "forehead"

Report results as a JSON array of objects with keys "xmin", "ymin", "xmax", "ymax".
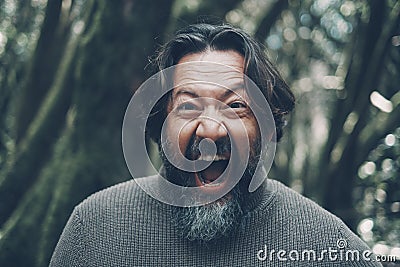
[{"xmin": 172, "ymin": 50, "xmax": 245, "ymax": 96}]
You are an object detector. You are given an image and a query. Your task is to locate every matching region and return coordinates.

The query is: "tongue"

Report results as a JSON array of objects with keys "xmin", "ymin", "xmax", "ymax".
[{"xmin": 201, "ymin": 161, "xmax": 228, "ymax": 183}]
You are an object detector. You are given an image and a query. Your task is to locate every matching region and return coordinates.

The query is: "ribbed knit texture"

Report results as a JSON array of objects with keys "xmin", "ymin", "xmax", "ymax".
[{"xmin": 50, "ymin": 178, "xmax": 382, "ymax": 266}]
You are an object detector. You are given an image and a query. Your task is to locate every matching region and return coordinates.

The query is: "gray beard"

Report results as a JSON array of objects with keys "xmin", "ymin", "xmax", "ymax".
[
  {"xmin": 171, "ymin": 187, "xmax": 243, "ymax": 243},
  {"xmin": 161, "ymin": 135, "xmax": 262, "ymax": 242}
]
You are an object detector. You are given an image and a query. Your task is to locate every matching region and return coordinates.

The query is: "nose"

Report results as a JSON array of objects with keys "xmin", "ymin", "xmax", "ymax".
[{"xmin": 195, "ymin": 116, "xmax": 228, "ymax": 141}]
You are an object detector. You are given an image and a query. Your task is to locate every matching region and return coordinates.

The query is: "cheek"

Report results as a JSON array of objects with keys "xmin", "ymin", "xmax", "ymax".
[
  {"xmin": 247, "ymin": 120, "xmax": 260, "ymax": 144},
  {"xmin": 224, "ymin": 119, "xmax": 257, "ymax": 157},
  {"xmin": 237, "ymin": 122, "xmax": 260, "ymax": 168},
  {"xmin": 165, "ymin": 118, "xmax": 198, "ymax": 155}
]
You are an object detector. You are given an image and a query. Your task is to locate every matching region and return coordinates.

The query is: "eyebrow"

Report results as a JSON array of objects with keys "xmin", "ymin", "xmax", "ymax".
[{"xmin": 173, "ymin": 82, "xmax": 245, "ymax": 99}]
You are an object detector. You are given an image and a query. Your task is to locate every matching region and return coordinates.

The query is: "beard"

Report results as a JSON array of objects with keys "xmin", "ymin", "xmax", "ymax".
[
  {"xmin": 171, "ymin": 187, "xmax": 243, "ymax": 242},
  {"xmin": 160, "ymin": 134, "xmax": 262, "ymax": 242}
]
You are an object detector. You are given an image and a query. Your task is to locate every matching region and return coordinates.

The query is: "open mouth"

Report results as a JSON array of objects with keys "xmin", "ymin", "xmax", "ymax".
[{"xmin": 194, "ymin": 155, "xmax": 229, "ymax": 187}]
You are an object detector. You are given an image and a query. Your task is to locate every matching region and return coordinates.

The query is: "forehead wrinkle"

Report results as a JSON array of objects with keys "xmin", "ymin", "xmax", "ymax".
[
  {"xmin": 172, "ymin": 81, "xmax": 247, "ymax": 101},
  {"xmin": 174, "ymin": 63, "xmax": 244, "ymax": 85},
  {"xmin": 174, "ymin": 68, "xmax": 244, "ymax": 86},
  {"xmin": 174, "ymin": 70, "xmax": 243, "ymax": 84},
  {"xmin": 177, "ymin": 60, "xmax": 244, "ymax": 73},
  {"xmin": 172, "ymin": 51, "xmax": 248, "ymax": 102}
]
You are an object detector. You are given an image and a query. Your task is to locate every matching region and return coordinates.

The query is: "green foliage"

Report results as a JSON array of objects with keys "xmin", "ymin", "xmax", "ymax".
[
  {"xmin": 0, "ymin": 0, "xmax": 399, "ymax": 266},
  {"xmin": 355, "ymin": 129, "xmax": 400, "ymax": 254}
]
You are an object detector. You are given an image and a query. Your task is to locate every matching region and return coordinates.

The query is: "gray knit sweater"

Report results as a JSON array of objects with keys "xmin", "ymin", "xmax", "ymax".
[{"xmin": 50, "ymin": 178, "xmax": 382, "ymax": 266}]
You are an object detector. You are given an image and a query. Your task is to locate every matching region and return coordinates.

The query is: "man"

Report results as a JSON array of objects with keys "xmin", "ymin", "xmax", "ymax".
[{"xmin": 50, "ymin": 24, "xmax": 381, "ymax": 266}]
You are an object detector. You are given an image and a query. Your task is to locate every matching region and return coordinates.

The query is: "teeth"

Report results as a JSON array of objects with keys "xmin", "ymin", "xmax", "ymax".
[
  {"xmin": 198, "ymin": 173, "xmax": 221, "ymax": 186},
  {"xmin": 203, "ymin": 182, "xmax": 221, "ymax": 187},
  {"xmin": 198, "ymin": 155, "xmax": 214, "ymax": 161},
  {"xmin": 198, "ymin": 155, "xmax": 228, "ymax": 161}
]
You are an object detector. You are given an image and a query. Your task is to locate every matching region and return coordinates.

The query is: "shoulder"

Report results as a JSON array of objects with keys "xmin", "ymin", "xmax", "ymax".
[
  {"xmin": 51, "ymin": 177, "xmax": 171, "ymax": 266},
  {"xmin": 82, "ymin": 179, "xmax": 139, "ymax": 204},
  {"xmin": 74, "ymin": 176, "xmax": 165, "ymax": 221},
  {"xmin": 78, "ymin": 179, "xmax": 139, "ymax": 210},
  {"xmin": 268, "ymin": 178, "xmax": 346, "ymax": 224},
  {"xmin": 265, "ymin": 179, "xmax": 372, "ymax": 251}
]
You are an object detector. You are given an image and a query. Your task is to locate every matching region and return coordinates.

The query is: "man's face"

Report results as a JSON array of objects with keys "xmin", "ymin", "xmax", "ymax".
[
  {"xmin": 164, "ymin": 50, "xmax": 260, "ymax": 188},
  {"xmin": 161, "ymin": 50, "xmax": 262, "ymax": 241}
]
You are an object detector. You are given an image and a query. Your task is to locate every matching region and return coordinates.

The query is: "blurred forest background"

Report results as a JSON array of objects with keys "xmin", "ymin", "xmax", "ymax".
[{"xmin": 0, "ymin": 0, "xmax": 399, "ymax": 266}]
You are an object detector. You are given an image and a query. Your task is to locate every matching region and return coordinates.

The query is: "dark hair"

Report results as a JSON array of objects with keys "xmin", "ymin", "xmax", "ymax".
[{"xmin": 147, "ymin": 23, "xmax": 295, "ymax": 143}]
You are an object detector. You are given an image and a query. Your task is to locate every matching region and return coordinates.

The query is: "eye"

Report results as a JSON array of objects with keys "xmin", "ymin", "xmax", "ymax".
[
  {"xmin": 229, "ymin": 102, "xmax": 247, "ymax": 109},
  {"xmin": 177, "ymin": 102, "xmax": 199, "ymax": 111},
  {"xmin": 222, "ymin": 101, "xmax": 249, "ymax": 119}
]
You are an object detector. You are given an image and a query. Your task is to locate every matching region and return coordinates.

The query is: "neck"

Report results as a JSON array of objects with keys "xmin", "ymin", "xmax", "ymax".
[{"xmin": 240, "ymin": 182, "xmax": 265, "ymax": 213}]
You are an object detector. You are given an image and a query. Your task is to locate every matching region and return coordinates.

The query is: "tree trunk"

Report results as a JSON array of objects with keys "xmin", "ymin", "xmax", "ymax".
[{"xmin": 0, "ymin": 0, "xmax": 173, "ymax": 266}]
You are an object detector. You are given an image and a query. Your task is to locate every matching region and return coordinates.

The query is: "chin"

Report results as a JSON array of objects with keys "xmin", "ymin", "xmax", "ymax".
[{"xmin": 171, "ymin": 188, "xmax": 244, "ymax": 243}]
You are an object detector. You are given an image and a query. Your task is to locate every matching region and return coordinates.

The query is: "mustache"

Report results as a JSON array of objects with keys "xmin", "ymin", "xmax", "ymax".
[{"xmin": 185, "ymin": 136, "xmax": 231, "ymax": 160}]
